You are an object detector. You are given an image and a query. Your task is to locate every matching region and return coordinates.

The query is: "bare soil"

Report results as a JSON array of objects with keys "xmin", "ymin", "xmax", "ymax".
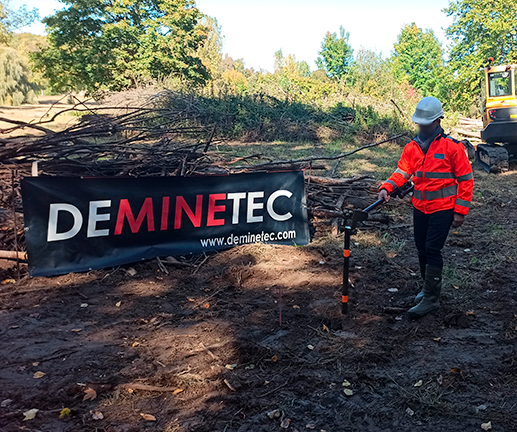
[{"xmin": 0, "ymin": 166, "xmax": 517, "ymax": 432}]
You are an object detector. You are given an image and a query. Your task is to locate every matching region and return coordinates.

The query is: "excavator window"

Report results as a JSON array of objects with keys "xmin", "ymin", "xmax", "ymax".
[{"xmin": 488, "ymin": 71, "xmax": 513, "ymax": 97}]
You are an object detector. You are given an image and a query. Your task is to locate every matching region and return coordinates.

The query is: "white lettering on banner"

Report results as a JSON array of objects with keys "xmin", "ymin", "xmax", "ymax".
[
  {"xmin": 87, "ymin": 200, "xmax": 111, "ymax": 238},
  {"xmin": 227, "ymin": 192, "xmax": 246, "ymax": 225},
  {"xmin": 47, "ymin": 203, "xmax": 83, "ymax": 242},
  {"xmin": 45, "ymin": 190, "xmax": 295, "ymax": 242},
  {"xmin": 267, "ymin": 190, "xmax": 293, "ymax": 221},
  {"xmin": 247, "ymin": 191, "xmax": 264, "ymax": 223}
]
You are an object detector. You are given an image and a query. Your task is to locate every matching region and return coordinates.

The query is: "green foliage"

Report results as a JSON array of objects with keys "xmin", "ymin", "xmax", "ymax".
[
  {"xmin": 298, "ymin": 61, "xmax": 310, "ymax": 77},
  {"xmin": 445, "ymin": 0, "xmax": 517, "ymax": 111},
  {"xmin": 316, "ymin": 26, "xmax": 354, "ymax": 81},
  {"xmin": 197, "ymin": 16, "xmax": 223, "ymax": 80},
  {"xmin": 159, "ymin": 91, "xmax": 407, "ymax": 143},
  {"xmin": 11, "ymin": 32, "xmax": 48, "ymax": 90},
  {"xmin": 392, "ymin": 23, "xmax": 445, "ymax": 98},
  {"xmin": 0, "ymin": 46, "xmax": 36, "ymax": 105},
  {"xmin": 32, "ymin": 0, "xmax": 209, "ymax": 93}
]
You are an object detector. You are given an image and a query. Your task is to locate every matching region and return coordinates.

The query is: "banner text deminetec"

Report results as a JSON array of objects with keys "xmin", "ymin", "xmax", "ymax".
[
  {"xmin": 47, "ymin": 190, "xmax": 294, "ymax": 242},
  {"xmin": 21, "ymin": 171, "xmax": 309, "ymax": 277}
]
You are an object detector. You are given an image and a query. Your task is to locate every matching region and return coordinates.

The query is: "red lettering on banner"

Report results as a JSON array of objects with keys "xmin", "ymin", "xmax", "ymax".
[
  {"xmin": 207, "ymin": 193, "xmax": 226, "ymax": 226},
  {"xmin": 161, "ymin": 197, "xmax": 170, "ymax": 231},
  {"xmin": 174, "ymin": 195, "xmax": 203, "ymax": 229},
  {"xmin": 115, "ymin": 198, "xmax": 155, "ymax": 235}
]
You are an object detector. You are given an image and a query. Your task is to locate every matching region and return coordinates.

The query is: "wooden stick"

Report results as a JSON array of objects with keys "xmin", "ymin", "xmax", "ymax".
[
  {"xmin": 11, "ymin": 170, "xmax": 20, "ymax": 280},
  {"xmin": 0, "ymin": 250, "xmax": 27, "ymax": 260},
  {"xmin": 231, "ymin": 133, "xmax": 406, "ymax": 168},
  {"xmin": 306, "ymin": 175, "xmax": 370, "ymax": 186}
]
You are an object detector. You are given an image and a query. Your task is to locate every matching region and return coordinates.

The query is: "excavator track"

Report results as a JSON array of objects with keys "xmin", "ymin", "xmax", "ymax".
[{"xmin": 476, "ymin": 144, "xmax": 509, "ymax": 173}]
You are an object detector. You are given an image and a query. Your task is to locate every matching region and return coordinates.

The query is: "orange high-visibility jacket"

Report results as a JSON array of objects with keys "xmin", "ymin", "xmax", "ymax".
[{"xmin": 380, "ymin": 133, "xmax": 474, "ymax": 215}]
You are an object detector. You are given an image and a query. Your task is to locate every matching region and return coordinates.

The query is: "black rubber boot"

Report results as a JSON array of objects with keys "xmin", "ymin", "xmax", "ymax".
[
  {"xmin": 415, "ymin": 286, "xmax": 424, "ymax": 303},
  {"xmin": 414, "ymin": 259, "xmax": 427, "ymax": 303},
  {"xmin": 408, "ymin": 265, "xmax": 441, "ymax": 318}
]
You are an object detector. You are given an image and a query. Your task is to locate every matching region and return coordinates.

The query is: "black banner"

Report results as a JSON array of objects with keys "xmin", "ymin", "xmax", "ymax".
[{"xmin": 21, "ymin": 171, "xmax": 309, "ymax": 277}]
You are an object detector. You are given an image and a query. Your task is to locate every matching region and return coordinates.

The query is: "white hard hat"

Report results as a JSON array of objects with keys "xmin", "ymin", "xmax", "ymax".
[{"xmin": 412, "ymin": 97, "xmax": 444, "ymax": 125}]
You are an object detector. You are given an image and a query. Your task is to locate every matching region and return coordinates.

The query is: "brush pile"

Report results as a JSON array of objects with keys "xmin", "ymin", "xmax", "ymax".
[{"xmin": 0, "ymin": 91, "xmax": 406, "ymax": 255}]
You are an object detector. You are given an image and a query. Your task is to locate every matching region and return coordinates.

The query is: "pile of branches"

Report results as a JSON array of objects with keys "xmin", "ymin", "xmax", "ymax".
[
  {"xmin": 0, "ymin": 93, "xmax": 223, "ymax": 178},
  {"xmin": 0, "ymin": 91, "xmax": 408, "ymax": 255}
]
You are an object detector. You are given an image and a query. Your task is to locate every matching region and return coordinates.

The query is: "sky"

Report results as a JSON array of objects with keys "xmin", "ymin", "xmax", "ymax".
[{"xmin": 11, "ymin": 0, "xmax": 454, "ymax": 71}]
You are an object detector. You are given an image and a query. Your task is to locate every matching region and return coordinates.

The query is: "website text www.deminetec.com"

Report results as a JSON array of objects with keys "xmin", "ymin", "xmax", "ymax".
[{"xmin": 199, "ymin": 230, "xmax": 297, "ymax": 248}]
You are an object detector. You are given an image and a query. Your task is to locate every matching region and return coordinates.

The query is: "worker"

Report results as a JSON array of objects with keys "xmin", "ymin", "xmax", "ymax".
[{"xmin": 379, "ymin": 97, "xmax": 474, "ymax": 318}]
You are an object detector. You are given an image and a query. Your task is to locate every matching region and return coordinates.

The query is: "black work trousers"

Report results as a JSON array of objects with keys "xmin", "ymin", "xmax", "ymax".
[{"xmin": 413, "ymin": 208, "xmax": 454, "ymax": 278}]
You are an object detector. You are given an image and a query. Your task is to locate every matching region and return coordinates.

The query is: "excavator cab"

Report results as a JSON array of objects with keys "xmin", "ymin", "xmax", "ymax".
[{"xmin": 478, "ymin": 61, "xmax": 517, "ymax": 172}]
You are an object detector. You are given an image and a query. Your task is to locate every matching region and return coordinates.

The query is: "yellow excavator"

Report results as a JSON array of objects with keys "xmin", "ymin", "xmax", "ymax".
[{"xmin": 477, "ymin": 59, "xmax": 517, "ymax": 172}]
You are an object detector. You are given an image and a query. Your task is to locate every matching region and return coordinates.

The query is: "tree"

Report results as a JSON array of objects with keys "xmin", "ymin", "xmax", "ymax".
[
  {"xmin": 32, "ymin": 0, "xmax": 209, "ymax": 92},
  {"xmin": 445, "ymin": 0, "xmax": 517, "ymax": 109},
  {"xmin": 316, "ymin": 26, "xmax": 353, "ymax": 80},
  {"xmin": 392, "ymin": 23, "xmax": 445, "ymax": 98},
  {"xmin": 0, "ymin": 47, "xmax": 36, "ymax": 105},
  {"xmin": 197, "ymin": 16, "xmax": 223, "ymax": 79},
  {"xmin": 298, "ymin": 61, "xmax": 310, "ymax": 77},
  {"xmin": 274, "ymin": 49, "xmax": 285, "ymax": 73},
  {"xmin": 0, "ymin": 0, "xmax": 39, "ymax": 44}
]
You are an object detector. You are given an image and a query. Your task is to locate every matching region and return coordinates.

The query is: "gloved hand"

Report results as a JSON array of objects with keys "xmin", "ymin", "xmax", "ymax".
[
  {"xmin": 378, "ymin": 189, "xmax": 390, "ymax": 202},
  {"xmin": 452, "ymin": 213, "xmax": 465, "ymax": 228}
]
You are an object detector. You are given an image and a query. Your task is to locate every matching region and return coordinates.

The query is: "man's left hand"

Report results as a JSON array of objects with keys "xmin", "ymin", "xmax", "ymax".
[{"xmin": 452, "ymin": 213, "xmax": 465, "ymax": 228}]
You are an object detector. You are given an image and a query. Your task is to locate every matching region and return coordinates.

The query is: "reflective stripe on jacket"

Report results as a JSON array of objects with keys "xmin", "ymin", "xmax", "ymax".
[{"xmin": 380, "ymin": 133, "xmax": 474, "ymax": 215}]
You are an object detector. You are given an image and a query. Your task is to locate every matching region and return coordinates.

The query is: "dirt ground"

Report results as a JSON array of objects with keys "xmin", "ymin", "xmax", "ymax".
[{"xmin": 0, "ymin": 160, "xmax": 516, "ymax": 432}]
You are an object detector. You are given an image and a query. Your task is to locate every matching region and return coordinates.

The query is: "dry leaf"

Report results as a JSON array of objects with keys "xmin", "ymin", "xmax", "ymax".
[
  {"xmin": 126, "ymin": 268, "xmax": 137, "ymax": 276},
  {"xmin": 342, "ymin": 380, "xmax": 351, "ymax": 387},
  {"xmin": 1, "ymin": 399, "xmax": 12, "ymax": 408},
  {"xmin": 280, "ymin": 418, "xmax": 291, "ymax": 429},
  {"xmin": 2, "ymin": 278, "xmax": 15, "ymax": 284},
  {"xmin": 307, "ymin": 345, "xmax": 315, "ymax": 350},
  {"xmin": 481, "ymin": 421, "xmax": 492, "ymax": 431},
  {"xmin": 172, "ymin": 388, "xmax": 183, "ymax": 395},
  {"xmin": 32, "ymin": 362, "xmax": 39, "ymax": 366},
  {"xmin": 92, "ymin": 411, "xmax": 104, "ymax": 420},
  {"xmin": 140, "ymin": 413, "xmax": 156, "ymax": 421},
  {"xmin": 322, "ymin": 324, "xmax": 329, "ymax": 332},
  {"xmin": 127, "ymin": 388, "xmax": 134, "ymax": 393},
  {"xmin": 406, "ymin": 407, "xmax": 415, "ymax": 416},
  {"xmin": 414, "ymin": 380, "xmax": 423, "ymax": 387},
  {"xmin": 450, "ymin": 368, "xmax": 461, "ymax": 374},
  {"xmin": 466, "ymin": 310, "xmax": 475, "ymax": 316},
  {"xmin": 267, "ymin": 409, "xmax": 282, "ymax": 419},
  {"xmin": 33, "ymin": 371, "xmax": 45, "ymax": 379},
  {"xmin": 204, "ymin": 303, "xmax": 210, "ymax": 308},
  {"xmin": 343, "ymin": 388, "xmax": 354, "ymax": 396},
  {"xmin": 23, "ymin": 408, "xmax": 39, "ymax": 421},
  {"xmin": 115, "ymin": 301, "xmax": 121, "ymax": 307},
  {"xmin": 59, "ymin": 408, "xmax": 71, "ymax": 419},
  {"xmin": 80, "ymin": 303, "xmax": 88, "ymax": 308},
  {"xmin": 132, "ymin": 342, "xmax": 140, "ymax": 347},
  {"xmin": 293, "ymin": 305, "xmax": 300, "ymax": 309},
  {"xmin": 71, "ymin": 328, "xmax": 82, "ymax": 332},
  {"xmin": 225, "ymin": 364, "xmax": 237, "ymax": 370},
  {"xmin": 272, "ymin": 355, "xmax": 278, "ymax": 362},
  {"xmin": 433, "ymin": 337, "xmax": 441, "ymax": 342},
  {"xmin": 83, "ymin": 388, "xmax": 97, "ymax": 401}
]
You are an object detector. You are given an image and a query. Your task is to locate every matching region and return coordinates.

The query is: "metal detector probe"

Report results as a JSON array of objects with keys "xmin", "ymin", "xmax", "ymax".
[{"xmin": 341, "ymin": 181, "xmax": 414, "ymax": 314}]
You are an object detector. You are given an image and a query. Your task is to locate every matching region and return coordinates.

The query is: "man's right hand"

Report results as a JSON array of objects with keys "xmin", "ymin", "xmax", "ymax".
[{"xmin": 378, "ymin": 189, "xmax": 390, "ymax": 202}]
